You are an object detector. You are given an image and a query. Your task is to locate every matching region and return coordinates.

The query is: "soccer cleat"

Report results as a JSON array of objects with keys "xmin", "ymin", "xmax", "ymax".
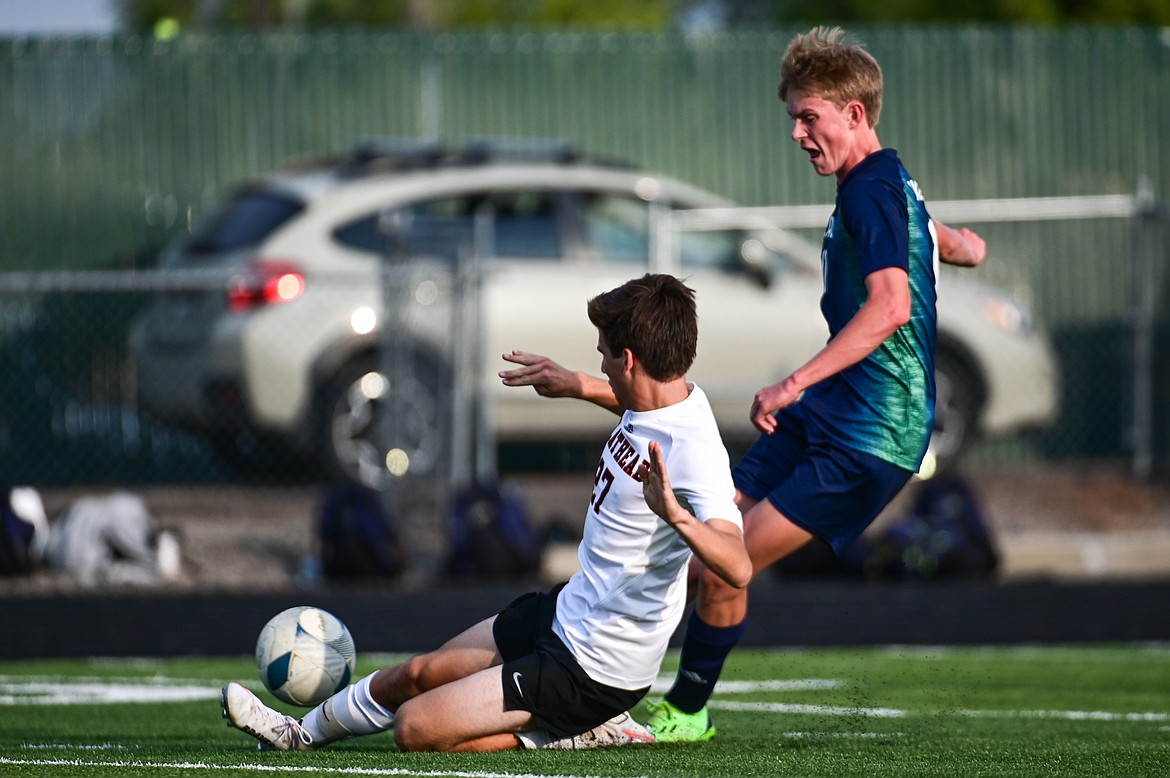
[
  {"xmin": 222, "ymin": 682, "xmax": 314, "ymax": 751},
  {"xmin": 644, "ymin": 699, "xmax": 716, "ymax": 743},
  {"xmin": 544, "ymin": 711, "xmax": 657, "ymax": 749}
]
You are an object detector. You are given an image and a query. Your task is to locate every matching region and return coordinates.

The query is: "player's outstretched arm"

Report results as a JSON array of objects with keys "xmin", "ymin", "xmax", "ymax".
[
  {"xmin": 640, "ymin": 440, "xmax": 751, "ymax": 589},
  {"xmin": 751, "ymin": 266, "xmax": 909, "ymax": 434},
  {"xmin": 934, "ymin": 220, "xmax": 986, "ymax": 267},
  {"xmin": 499, "ymin": 350, "xmax": 622, "ymax": 414}
]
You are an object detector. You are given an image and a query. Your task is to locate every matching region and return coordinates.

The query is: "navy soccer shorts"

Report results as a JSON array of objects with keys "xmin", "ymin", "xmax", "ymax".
[{"xmin": 733, "ymin": 404, "xmax": 914, "ymax": 555}]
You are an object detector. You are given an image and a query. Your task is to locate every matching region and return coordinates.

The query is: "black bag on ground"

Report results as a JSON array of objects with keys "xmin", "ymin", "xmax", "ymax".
[
  {"xmin": 774, "ymin": 473, "xmax": 999, "ymax": 582},
  {"xmin": 447, "ymin": 481, "xmax": 541, "ymax": 580},
  {"xmin": 317, "ymin": 484, "xmax": 404, "ymax": 579},
  {"xmin": 863, "ymin": 474, "xmax": 1000, "ymax": 580}
]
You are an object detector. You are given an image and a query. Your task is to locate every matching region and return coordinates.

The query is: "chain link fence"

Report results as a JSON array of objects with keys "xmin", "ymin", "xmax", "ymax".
[
  {"xmin": 1, "ymin": 27, "xmax": 1168, "ymax": 490},
  {"xmin": 1, "ymin": 188, "xmax": 1166, "ymax": 491}
]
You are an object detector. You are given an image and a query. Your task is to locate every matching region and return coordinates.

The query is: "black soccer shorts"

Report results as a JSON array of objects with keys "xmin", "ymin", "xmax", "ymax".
[{"xmin": 492, "ymin": 586, "xmax": 648, "ymax": 739}]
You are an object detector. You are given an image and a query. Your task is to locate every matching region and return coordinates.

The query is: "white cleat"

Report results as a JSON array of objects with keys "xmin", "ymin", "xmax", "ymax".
[
  {"xmin": 545, "ymin": 711, "xmax": 657, "ymax": 749},
  {"xmin": 221, "ymin": 682, "xmax": 313, "ymax": 752}
]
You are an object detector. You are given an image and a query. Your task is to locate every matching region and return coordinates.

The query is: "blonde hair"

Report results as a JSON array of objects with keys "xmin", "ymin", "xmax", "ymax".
[{"xmin": 778, "ymin": 26, "xmax": 883, "ymax": 127}]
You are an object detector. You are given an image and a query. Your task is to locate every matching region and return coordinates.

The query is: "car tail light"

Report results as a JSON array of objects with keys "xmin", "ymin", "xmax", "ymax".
[{"xmin": 227, "ymin": 261, "xmax": 305, "ymax": 313}]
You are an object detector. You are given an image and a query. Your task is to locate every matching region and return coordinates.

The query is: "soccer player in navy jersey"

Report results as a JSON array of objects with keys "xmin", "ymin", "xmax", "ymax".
[{"xmin": 501, "ymin": 26, "xmax": 987, "ymax": 743}]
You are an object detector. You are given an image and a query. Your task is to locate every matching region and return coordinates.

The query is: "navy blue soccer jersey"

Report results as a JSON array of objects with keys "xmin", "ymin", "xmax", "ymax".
[{"xmin": 801, "ymin": 148, "xmax": 938, "ymax": 472}]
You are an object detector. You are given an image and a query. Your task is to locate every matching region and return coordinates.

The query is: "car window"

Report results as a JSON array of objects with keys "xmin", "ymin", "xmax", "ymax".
[
  {"xmin": 333, "ymin": 199, "xmax": 471, "ymax": 261},
  {"xmin": 399, "ymin": 197, "xmax": 477, "ymax": 260},
  {"xmin": 679, "ymin": 228, "xmax": 808, "ymax": 286},
  {"xmin": 333, "ymin": 190, "xmax": 560, "ymax": 261},
  {"xmin": 678, "ymin": 229, "xmax": 741, "ymax": 270},
  {"xmin": 581, "ymin": 193, "xmax": 649, "ymax": 264},
  {"xmin": 484, "ymin": 190, "xmax": 560, "ymax": 258},
  {"xmin": 581, "ymin": 192, "xmax": 746, "ymax": 270},
  {"xmin": 186, "ymin": 188, "xmax": 303, "ymax": 254},
  {"xmin": 332, "ymin": 213, "xmax": 388, "ymax": 253}
]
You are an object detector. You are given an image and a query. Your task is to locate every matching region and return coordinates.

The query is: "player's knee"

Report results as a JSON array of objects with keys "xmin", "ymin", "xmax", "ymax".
[
  {"xmin": 696, "ymin": 564, "xmax": 741, "ymax": 604},
  {"xmin": 393, "ymin": 718, "xmax": 423, "ymax": 751},
  {"xmin": 398, "ymin": 654, "xmax": 441, "ymax": 697},
  {"xmin": 393, "ymin": 701, "xmax": 440, "ymax": 752}
]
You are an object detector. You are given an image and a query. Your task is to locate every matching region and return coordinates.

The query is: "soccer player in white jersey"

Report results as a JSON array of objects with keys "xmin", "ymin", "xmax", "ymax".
[{"xmin": 222, "ymin": 273, "xmax": 750, "ymax": 753}]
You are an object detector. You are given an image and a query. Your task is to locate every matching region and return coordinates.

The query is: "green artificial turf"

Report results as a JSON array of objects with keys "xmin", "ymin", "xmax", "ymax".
[{"xmin": 1, "ymin": 644, "xmax": 1167, "ymax": 777}]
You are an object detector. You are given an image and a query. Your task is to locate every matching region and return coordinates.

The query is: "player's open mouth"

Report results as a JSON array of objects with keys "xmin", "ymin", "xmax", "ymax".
[{"xmin": 802, "ymin": 146, "xmax": 820, "ymax": 160}]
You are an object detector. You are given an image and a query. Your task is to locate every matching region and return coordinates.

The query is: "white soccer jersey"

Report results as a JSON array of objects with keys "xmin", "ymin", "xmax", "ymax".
[{"xmin": 552, "ymin": 383, "xmax": 741, "ymax": 690}]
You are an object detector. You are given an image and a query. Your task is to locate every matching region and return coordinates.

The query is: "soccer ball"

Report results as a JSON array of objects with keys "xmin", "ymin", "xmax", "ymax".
[{"xmin": 255, "ymin": 605, "xmax": 356, "ymax": 707}]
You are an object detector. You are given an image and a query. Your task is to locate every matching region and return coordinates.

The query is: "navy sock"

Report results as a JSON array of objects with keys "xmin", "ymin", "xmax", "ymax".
[{"xmin": 664, "ymin": 611, "xmax": 747, "ymax": 714}]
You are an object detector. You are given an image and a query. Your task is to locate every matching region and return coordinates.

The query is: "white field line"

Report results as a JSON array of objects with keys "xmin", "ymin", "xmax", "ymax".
[
  {"xmin": 648, "ymin": 677, "xmax": 843, "ymax": 693},
  {"xmin": 875, "ymin": 644, "xmax": 1170, "ymax": 661},
  {"xmin": 20, "ymin": 743, "xmax": 129, "ymax": 750},
  {"xmin": 3, "ymin": 677, "xmax": 842, "ymax": 707},
  {"xmin": 712, "ymin": 700, "xmax": 906, "ymax": 718},
  {"xmin": 711, "ymin": 699, "xmax": 1170, "ymax": 722},
  {"xmin": 779, "ymin": 732, "xmax": 905, "ymax": 739},
  {"xmin": 676, "ymin": 677, "xmax": 1170, "ymax": 722},
  {"xmin": 0, "ymin": 757, "xmax": 639, "ymax": 778},
  {"xmin": 0, "ymin": 681, "xmax": 220, "ymax": 705},
  {"xmin": 0, "ymin": 674, "xmax": 219, "ymax": 686},
  {"xmin": 5, "ymin": 675, "xmax": 1167, "ymax": 725},
  {"xmin": 953, "ymin": 709, "xmax": 1170, "ymax": 722}
]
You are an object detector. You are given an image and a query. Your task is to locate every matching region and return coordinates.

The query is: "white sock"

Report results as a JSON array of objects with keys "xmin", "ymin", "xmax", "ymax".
[
  {"xmin": 301, "ymin": 673, "xmax": 396, "ymax": 746},
  {"xmin": 515, "ymin": 729, "xmax": 555, "ymax": 749}
]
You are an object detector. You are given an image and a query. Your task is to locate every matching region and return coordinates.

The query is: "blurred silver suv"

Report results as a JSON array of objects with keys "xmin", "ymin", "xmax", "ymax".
[{"xmin": 129, "ymin": 139, "xmax": 1059, "ymax": 486}]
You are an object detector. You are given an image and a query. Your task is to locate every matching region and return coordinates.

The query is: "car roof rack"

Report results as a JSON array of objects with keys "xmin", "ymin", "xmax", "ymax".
[
  {"xmin": 338, "ymin": 137, "xmax": 447, "ymax": 177},
  {"xmin": 282, "ymin": 136, "xmax": 635, "ymax": 180},
  {"xmin": 457, "ymin": 136, "xmax": 581, "ymax": 165},
  {"xmin": 277, "ymin": 138, "xmax": 446, "ymax": 177}
]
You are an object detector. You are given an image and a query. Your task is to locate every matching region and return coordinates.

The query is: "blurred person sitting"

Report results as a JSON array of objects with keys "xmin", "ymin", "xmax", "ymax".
[{"xmin": 45, "ymin": 491, "xmax": 180, "ymax": 586}]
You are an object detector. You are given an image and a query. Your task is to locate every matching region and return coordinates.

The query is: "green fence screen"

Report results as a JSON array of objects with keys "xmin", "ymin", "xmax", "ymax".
[{"xmin": 0, "ymin": 26, "xmax": 1167, "ymax": 484}]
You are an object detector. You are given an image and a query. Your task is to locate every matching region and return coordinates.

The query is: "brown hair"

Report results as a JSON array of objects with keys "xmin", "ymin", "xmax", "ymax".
[
  {"xmin": 778, "ymin": 26, "xmax": 883, "ymax": 127},
  {"xmin": 587, "ymin": 273, "xmax": 697, "ymax": 382}
]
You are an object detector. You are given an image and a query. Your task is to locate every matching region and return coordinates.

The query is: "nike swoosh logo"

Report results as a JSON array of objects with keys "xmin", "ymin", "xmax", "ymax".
[
  {"xmin": 512, "ymin": 671, "xmax": 524, "ymax": 698},
  {"xmin": 622, "ymin": 728, "xmax": 655, "ymax": 743}
]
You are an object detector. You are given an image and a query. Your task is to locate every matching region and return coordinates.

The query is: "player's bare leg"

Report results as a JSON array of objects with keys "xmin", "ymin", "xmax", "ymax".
[
  {"xmin": 694, "ymin": 497, "xmax": 815, "ymax": 627},
  {"xmin": 653, "ymin": 497, "xmax": 814, "ymax": 742},
  {"xmin": 301, "ymin": 617, "xmax": 503, "ymax": 748},
  {"xmin": 369, "ymin": 617, "xmax": 502, "ymax": 707},
  {"xmin": 393, "ymin": 665, "xmax": 531, "ymax": 752}
]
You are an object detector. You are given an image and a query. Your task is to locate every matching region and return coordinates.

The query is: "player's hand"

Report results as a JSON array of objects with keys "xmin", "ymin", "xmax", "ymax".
[
  {"xmin": 954, "ymin": 227, "xmax": 986, "ymax": 266},
  {"xmin": 639, "ymin": 440, "xmax": 680, "ymax": 523},
  {"xmin": 936, "ymin": 220, "xmax": 986, "ymax": 268},
  {"xmin": 750, "ymin": 377, "xmax": 803, "ymax": 434},
  {"xmin": 499, "ymin": 350, "xmax": 581, "ymax": 399}
]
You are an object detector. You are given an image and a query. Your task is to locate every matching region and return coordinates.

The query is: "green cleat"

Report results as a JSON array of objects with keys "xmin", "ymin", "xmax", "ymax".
[{"xmin": 644, "ymin": 699, "xmax": 716, "ymax": 743}]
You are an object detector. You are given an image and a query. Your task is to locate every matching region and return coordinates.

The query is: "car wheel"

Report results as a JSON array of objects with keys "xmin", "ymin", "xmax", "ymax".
[
  {"xmin": 317, "ymin": 354, "xmax": 447, "ymax": 489},
  {"xmin": 926, "ymin": 351, "xmax": 981, "ymax": 474}
]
